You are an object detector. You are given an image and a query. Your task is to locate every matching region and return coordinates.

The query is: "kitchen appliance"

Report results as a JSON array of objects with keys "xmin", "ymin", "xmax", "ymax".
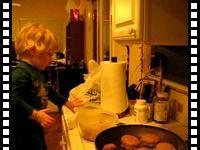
[{"xmin": 95, "ymin": 125, "xmax": 186, "ymax": 150}]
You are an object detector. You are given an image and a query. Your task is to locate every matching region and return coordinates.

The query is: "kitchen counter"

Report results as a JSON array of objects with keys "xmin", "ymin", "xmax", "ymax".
[{"xmin": 61, "ymin": 106, "xmax": 188, "ymax": 150}]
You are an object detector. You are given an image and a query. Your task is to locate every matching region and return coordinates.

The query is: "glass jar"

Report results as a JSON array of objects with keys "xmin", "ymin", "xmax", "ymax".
[
  {"xmin": 134, "ymin": 99, "xmax": 149, "ymax": 123},
  {"xmin": 154, "ymin": 92, "xmax": 169, "ymax": 123}
]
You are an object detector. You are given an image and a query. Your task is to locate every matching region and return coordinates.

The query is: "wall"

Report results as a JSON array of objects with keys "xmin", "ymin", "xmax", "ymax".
[
  {"xmin": 12, "ymin": 0, "xmax": 67, "ymax": 53},
  {"xmin": 111, "ymin": 41, "xmax": 151, "ymax": 85},
  {"xmin": 12, "ymin": 0, "xmax": 67, "ymax": 19},
  {"xmin": 144, "ymin": 0, "xmax": 188, "ymax": 45},
  {"xmin": 12, "ymin": 0, "xmax": 95, "ymax": 59},
  {"xmin": 12, "ymin": 18, "xmax": 66, "ymax": 54}
]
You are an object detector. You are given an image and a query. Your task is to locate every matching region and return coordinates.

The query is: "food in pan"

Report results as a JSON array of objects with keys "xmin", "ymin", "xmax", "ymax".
[
  {"xmin": 155, "ymin": 142, "xmax": 176, "ymax": 150},
  {"xmin": 103, "ymin": 143, "xmax": 117, "ymax": 150},
  {"xmin": 140, "ymin": 133, "xmax": 160, "ymax": 147},
  {"xmin": 136, "ymin": 147, "xmax": 151, "ymax": 150},
  {"xmin": 120, "ymin": 135, "xmax": 140, "ymax": 150}
]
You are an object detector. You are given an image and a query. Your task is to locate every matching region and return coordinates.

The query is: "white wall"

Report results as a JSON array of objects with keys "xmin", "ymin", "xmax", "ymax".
[
  {"xmin": 12, "ymin": 0, "xmax": 68, "ymax": 53},
  {"xmin": 12, "ymin": 18, "xmax": 66, "ymax": 53}
]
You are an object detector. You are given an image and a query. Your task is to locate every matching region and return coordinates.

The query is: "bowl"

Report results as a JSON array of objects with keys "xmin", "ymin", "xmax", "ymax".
[{"xmin": 76, "ymin": 106, "xmax": 119, "ymax": 141}]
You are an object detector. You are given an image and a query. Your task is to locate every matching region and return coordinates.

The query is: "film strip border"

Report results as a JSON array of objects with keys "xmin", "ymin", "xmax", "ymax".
[
  {"xmin": 189, "ymin": 1, "xmax": 198, "ymax": 150},
  {"xmin": 1, "ymin": 0, "xmax": 11, "ymax": 150},
  {"xmin": 0, "ymin": 1, "xmax": 197, "ymax": 150}
]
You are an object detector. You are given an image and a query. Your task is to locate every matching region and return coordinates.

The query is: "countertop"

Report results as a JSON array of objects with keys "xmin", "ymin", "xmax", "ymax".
[{"xmin": 62, "ymin": 106, "xmax": 188, "ymax": 150}]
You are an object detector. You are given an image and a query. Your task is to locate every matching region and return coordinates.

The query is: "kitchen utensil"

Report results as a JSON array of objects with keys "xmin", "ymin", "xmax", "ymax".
[
  {"xmin": 76, "ymin": 106, "xmax": 119, "ymax": 141},
  {"xmin": 95, "ymin": 125, "xmax": 186, "ymax": 150}
]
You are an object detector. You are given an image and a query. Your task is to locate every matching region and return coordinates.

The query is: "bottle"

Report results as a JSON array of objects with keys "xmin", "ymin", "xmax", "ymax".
[
  {"xmin": 134, "ymin": 99, "xmax": 149, "ymax": 124},
  {"xmin": 154, "ymin": 92, "xmax": 169, "ymax": 123}
]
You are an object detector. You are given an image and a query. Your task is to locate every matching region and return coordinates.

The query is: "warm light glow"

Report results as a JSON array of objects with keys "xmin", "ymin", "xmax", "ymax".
[
  {"xmin": 70, "ymin": 9, "xmax": 80, "ymax": 21},
  {"xmin": 114, "ymin": 0, "xmax": 133, "ymax": 25},
  {"xmin": 12, "ymin": 3, "xmax": 22, "ymax": 7}
]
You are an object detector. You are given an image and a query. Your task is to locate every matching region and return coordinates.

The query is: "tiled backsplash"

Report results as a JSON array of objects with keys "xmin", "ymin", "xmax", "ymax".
[{"xmin": 169, "ymin": 89, "xmax": 188, "ymax": 126}]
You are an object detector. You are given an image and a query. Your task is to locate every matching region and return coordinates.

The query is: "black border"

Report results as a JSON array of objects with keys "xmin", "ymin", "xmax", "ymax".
[
  {"xmin": 1, "ymin": 0, "xmax": 13, "ymax": 150},
  {"xmin": 189, "ymin": 1, "xmax": 198, "ymax": 150}
]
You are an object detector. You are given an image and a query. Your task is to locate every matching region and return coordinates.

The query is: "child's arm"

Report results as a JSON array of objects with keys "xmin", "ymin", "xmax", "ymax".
[
  {"xmin": 47, "ymin": 85, "xmax": 84, "ymax": 112},
  {"xmin": 47, "ymin": 85, "xmax": 67, "ymax": 107}
]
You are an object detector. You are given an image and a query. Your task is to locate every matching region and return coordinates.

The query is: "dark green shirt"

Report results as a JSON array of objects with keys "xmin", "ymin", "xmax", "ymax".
[{"xmin": 12, "ymin": 61, "xmax": 67, "ymax": 119}]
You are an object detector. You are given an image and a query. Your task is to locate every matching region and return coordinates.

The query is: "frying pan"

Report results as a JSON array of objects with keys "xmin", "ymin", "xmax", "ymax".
[{"xmin": 95, "ymin": 124, "xmax": 186, "ymax": 150}]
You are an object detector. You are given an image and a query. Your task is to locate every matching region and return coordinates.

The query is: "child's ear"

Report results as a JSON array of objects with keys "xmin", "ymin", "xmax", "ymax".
[{"xmin": 29, "ymin": 46, "xmax": 37, "ymax": 56}]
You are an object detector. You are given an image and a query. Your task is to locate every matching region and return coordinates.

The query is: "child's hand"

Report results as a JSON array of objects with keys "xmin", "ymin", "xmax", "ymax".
[
  {"xmin": 31, "ymin": 109, "xmax": 56, "ymax": 128},
  {"xmin": 65, "ymin": 99, "xmax": 84, "ymax": 113}
]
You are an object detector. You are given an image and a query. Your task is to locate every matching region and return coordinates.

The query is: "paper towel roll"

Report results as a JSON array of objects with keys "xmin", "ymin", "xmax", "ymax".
[{"xmin": 100, "ymin": 61, "xmax": 128, "ymax": 113}]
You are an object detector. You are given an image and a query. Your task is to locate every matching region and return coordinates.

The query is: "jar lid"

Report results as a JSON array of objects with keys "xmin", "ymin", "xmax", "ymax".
[{"xmin": 136, "ymin": 99, "xmax": 146, "ymax": 104}]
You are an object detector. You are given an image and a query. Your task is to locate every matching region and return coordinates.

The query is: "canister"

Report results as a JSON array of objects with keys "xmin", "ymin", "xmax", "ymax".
[
  {"xmin": 134, "ymin": 99, "xmax": 149, "ymax": 123},
  {"xmin": 154, "ymin": 92, "xmax": 169, "ymax": 123}
]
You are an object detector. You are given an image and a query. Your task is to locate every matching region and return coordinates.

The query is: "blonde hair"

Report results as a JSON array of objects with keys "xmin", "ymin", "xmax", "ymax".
[{"xmin": 15, "ymin": 23, "xmax": 58, "ymax": 59}]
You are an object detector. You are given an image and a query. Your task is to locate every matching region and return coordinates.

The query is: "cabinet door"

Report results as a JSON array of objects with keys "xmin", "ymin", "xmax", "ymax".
[
  {"xmin": 111, "ymin": 0, "xmax": 141, "ymax": 40},
  {"xmin": 144, "ymin": 0, "xmax": 188, "ymax": 45}
]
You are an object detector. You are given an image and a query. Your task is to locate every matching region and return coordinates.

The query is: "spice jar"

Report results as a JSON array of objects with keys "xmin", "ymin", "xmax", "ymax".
[
  {"xmin": 134, "ymin": 99, "xmax": 149, "ymax": 123},
  {"xmin": 154, "ymin": 92, "xmax": 169, "ymax": 123}
]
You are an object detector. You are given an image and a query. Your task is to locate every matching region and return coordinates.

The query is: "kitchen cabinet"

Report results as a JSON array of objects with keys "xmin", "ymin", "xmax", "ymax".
[
  {"xmin": 111, "ymin": 0, "xmax": 188, "ymax": 45},
  {"xmin": 111, "ymin": 0, "xmax": 142, "ymax": 40},
  {"xmin": 143, "ymin": 0, "xmax": 188, "ymax": 45},
  {"xmin": 66, "ymin": 21, "xmax": 84, "ymax": 64}
]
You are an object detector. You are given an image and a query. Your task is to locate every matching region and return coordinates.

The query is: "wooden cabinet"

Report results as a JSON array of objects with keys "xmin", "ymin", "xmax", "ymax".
[
  {"xmin": 111, "ymin": 0, "xmax": 188, "ymax": 45},
  {"xmin": 111, "ymin": 0, "xmax": 142, "ymax": 40},
  {"xmin": 66, "ymin": 21, "xmax": 84, "ymax": 64},
  {"xmin": 144, "ymin": 0, "xmax": 188, "ymax": 45}
]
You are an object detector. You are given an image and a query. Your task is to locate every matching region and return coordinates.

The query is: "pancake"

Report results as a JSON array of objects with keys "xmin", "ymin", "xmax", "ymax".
[
  {"xmin": 156, "ymin": 142, "xmax": 176, "ymax": 150},
  {"xmin": 121, "ymin": 134, "xmax": 140, "ymax": 150},
  {"xmin": 136, "ymin": 147, "xmax": 151, "ymax": 150},
  {"xmin": 103, "ymin": 143, "xmax": 117, "ymax": 150},
  {"xmin": 140, "ymin": 133, "xmax": 160, "ymax": 147}
]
